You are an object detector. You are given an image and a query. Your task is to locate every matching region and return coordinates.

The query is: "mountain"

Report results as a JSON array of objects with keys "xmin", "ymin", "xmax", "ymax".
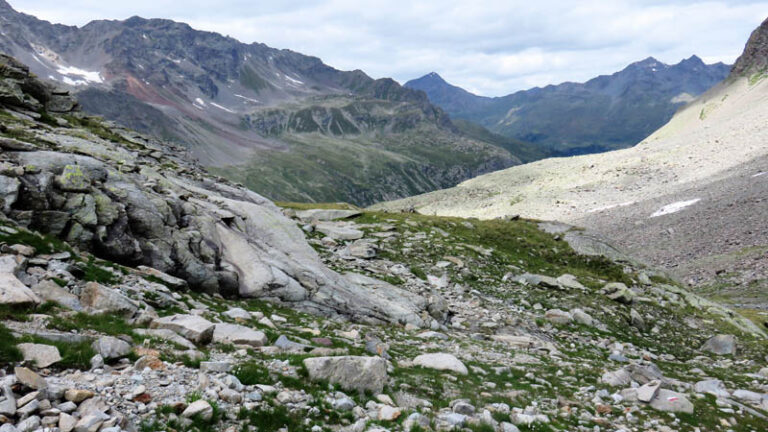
[
  {"xmin": 406, "ymin": 57, "xmax": 731, "ymax": 155},
  {"xmin": 378, "ymin": 17, "xmax": 768, "ymax": 309},
  {"xmin": 1, "ymin": 53, "xmax": 767, "ymax": 432},
  {"xmin": 0, "ymin": 0, "xmax": 524, "ymax": 206}
]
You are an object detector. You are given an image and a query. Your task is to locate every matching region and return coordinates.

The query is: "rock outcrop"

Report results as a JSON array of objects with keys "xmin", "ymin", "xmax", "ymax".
[{"xmin": 0, "ymin": 54, "xmax": 428, "ymax": 326}]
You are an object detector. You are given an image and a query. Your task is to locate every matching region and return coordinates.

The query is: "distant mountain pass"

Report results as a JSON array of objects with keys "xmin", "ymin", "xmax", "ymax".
[{"xmin": 407, "ymin": 57, "xmax": 730, "ymax": 155}]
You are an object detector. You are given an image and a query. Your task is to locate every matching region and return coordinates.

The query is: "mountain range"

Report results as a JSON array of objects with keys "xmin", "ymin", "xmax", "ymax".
[
  {"xmin": 406, "ymin": 56, "xmax": 731, "ymax": 155},
  {"xmin": 0, "ymin": 0, "xmax": 536, "ymax": 206},
  {"xmin": 378, "ymin": 17, "xmax": 768, "ymax": 308}
]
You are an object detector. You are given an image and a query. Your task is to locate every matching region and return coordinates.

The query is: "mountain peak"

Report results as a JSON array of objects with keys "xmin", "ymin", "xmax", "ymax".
[
  {"xmin": 415, "ymin": 72, "xmax": 448, "ymax": 84},
  {"xmin": 731, "ymin": 16, "xmax": 768, "ymax": 76}
]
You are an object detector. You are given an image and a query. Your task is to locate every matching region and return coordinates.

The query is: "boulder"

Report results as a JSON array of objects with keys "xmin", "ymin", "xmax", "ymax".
[
  {"xmin": 17, "ymin": 343, "xmax": 62, "ymax": 368},
  {"xmin": 30, "ymin": 280, "xmax": 82, "ymax": 311},
  {"xmin": 570, "ymin": 308, "xmax": 595, "ymax": 326},
  {"xmin": 0, "ymin": 272, "xmax": 40, "ymax": 305},
  {"xmin": 649, "ymin": 389, "xmax": 693, "ymax": 414},
  {"xmin": 636, "ymin": 380, "xmax": 661, "ymax": 403},
  {"xmin": 0, "ymin": 385, "xmax": 16, "ymax": 417},
  {"xmin": 315, "ymin": 222, "xmax": 364, "ymax": 240},
  {"xmin": 14, "ymin": 367, "xmax": 47, "ymax": 390},
  {"xmin": 412, "ymin": 353, "xmax": 468, "ymax": 375},
  {"xmin": 91, "ymin": 336, "xmax": 132, "ymax": 360},
  {"xmin": 544, "ymin": 309, "xmax": 572, "ymax": 325},
  {"xmin": 343, "ymin": 240, "xmax": 377, "ymax": 259},
  {"xmin": 694, "ymin": 379, "xmax": 730, "ymax": 398},
  {"xmin": 79, "ymin": 282, "xmax": 138, "ymax": 317},
  {"xmin": 212, "ymin": 323, "xmax": 268, "ymax": 347},
  {"xmin": 151, "ymin": 314, "xmax": 215, "ymax": 345},
  {"xmin": 603, "ymin": 282, "xmax": 635, "ymax": 304},
  {"xmin": 222, "ymin": 307, "xmax": 252, "ymax": 321},
  {"xmin": 700, "ymin": 334, "xmax": 736, "ymax": 355},
  {"xmin": 303, "ymin": 356, "xmax": 388, "ymax": 393},
  {"xmin": 182, "ymin": 400, "xmax": 213, "ymax": 420},
  {"xmin": 556, "ymin": 274, "xmax": 586, "ymax": 290}
]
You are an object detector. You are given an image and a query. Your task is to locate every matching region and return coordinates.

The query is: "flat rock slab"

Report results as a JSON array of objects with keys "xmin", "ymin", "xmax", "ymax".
[
  {"xmin": 17, "ymin": 343, "xmax": 61, "ymax": 368},
  {"xmin": 296, "ymin": 209, "xmax": 361, "ymax": 221},
  {"xmin": 649, "ymin": 389, "xmax": 694, "ymax": 414},
  {"xmin": 151, "ymin": 314, "xmax": 215, "ymax": 345},
  {"xmin": 136, "ymin": 265, "xmax": 188, "ymax": 290},
  {"xmin": 315, "ymin": 222, "xmax": 364, "ymax": 240},
  {"xmin": 14, "ymin": 367, "xmax": 47, "ymax": 390},
  {"xmin": 212, "ymin": 323, "xmax": 267, "ymax": 347},
  {"xmin": 304, "ymin": 356, "xmax": 387, "ymax": 393},
  {"xmin": 412, "ymin": 353, "xmax": 468, "ymax": 375}
]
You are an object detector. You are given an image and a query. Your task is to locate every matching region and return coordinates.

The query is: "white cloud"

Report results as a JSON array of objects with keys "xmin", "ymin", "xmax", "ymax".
[{"xmin": 12, "ymin": 0, "xmax": 768, "ymax": 96}]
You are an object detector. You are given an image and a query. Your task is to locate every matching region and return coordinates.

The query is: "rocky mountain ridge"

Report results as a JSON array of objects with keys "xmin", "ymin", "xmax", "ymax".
[
  {"xmin": 406, "ymin": 56, "xmax": 730, "ymax": 155},
  {"xmin": 0, "ymin": 0, "xmax": 522, "ymax": 206}
]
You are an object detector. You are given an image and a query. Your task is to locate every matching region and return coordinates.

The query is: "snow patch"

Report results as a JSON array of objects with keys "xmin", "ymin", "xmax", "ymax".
[
  {"xmin": 284, "ymin": 75, "xmax": 304, "ymax": 86},
  {"xmin": 194, "ymin": 98, "xmax": 206, "ymax": 107},
  {"xmin": 650, "ymin": 199, "xmax": 701, "ymax": 218},
  {"xmin": 210, "ymin": 102, "xmax": 236, "ymax": 113},
  {"xmin": 752, "ymin": 171, "xmax": 766, "ymax": 178},
  {"xmin": 56, "ymin": 65, "xmax": 103, "ymax": 84},
  {"xmin": 671, "ymin": 93, "xmax": 695, "ymax": 104},
  {"xmin": 587, "ymin": 201, "xmax": 635, "ymax": 213},
  {"xmin": 234, "ymin": 94, "xmax": 260, "ymax": 103}
]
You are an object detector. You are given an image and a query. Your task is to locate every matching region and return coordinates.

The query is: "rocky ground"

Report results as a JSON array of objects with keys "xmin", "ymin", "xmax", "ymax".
[{"xmin": 1, "ymin": 206, "xmax": 768, "ymax": 432}]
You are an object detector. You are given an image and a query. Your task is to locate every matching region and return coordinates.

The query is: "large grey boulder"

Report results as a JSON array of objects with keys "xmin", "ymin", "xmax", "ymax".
[
  {"xmin": 700, "ymin": 334, "xmax": 736, "ymax": 355},
  {"xmin": 695, "ymin": 379, "xmax": 730, "ymax": 398},
  {"xmin": 79, "ymin": 282, "xmax": 138, "ymax": 317},
  {"xmin": 30, "ymin": 280, "xmax": 82, "ymax": 311},
  {"xmin": 212, "ymin": 323, "xmax": 268, "ymax": 347},
  {"xmin": 412, "ymin": 353, "xmax": 468, "ymax": 375},
  {"xmin": 17, "ymin": 343, "xmax": 61, "ymax": 368},
  {"xmin": 91, "ymin": 336, "xmax": 132, "ymax": 360},
  {"xmin": 649, "ymin": 389, "xmax": 694, "ymax": 414},
  {"xmin": 303, "ymin": 356, "xmax": 388, "ymax": 393},
  {"xmin": 151, "ymin": 314, "xmax": 215, "ymax": 345}
]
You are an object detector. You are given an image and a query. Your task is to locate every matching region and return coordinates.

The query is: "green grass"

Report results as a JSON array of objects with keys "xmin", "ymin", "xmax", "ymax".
[
  {"xmin": 0, "ymin": 323, "xmax": 22, "ymax": 364},
  {"xmin": 80, "ymin": 256, "xmax": 121, "ymax": 284},
  {"xmin": 0, "ymin": 224, "xmax": 72, "ymax": 255},
  {"xmin": 0, "ymin": 302, "xmax": 58, "ymax": 321},
  {"xmin": 49, "ymin": 312, "xmax": 136, "ymax": 337}
]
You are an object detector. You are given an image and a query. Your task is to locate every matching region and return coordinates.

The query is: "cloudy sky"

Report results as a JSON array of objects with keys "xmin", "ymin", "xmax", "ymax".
[{"xmin": 12, "ymin": 0, "xmax": 768, "ymax": 96}]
